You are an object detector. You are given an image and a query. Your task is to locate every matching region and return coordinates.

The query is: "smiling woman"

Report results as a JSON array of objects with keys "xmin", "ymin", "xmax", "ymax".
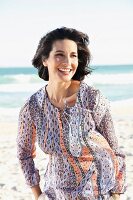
[
  {"xmin": 32, "ymin": 27, "xmax": 91, "ymax": 82},
  {"xmin": 17, "ymin": 27, "xmax": 126, "ymax": 200}
]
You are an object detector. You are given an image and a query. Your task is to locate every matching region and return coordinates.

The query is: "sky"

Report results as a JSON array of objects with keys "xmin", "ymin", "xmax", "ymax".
[{"xmin": 0, "ymin": 0, "xmax": 133, "ymax": 67}]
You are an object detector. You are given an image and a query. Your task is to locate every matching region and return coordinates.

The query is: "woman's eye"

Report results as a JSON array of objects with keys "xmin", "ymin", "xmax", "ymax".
[
  {"xmin": 55, "ymin": 54, "xmax": 64, "ymax": 57},
  {"xmin": 72, "ymin": 54, "xmax": 77, "ymax": 58}
]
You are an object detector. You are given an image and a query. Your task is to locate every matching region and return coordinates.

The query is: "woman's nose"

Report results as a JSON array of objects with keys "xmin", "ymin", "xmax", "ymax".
[{"xmin": 63, "ymin": 56, "xmax": 71, "ymax": 66}]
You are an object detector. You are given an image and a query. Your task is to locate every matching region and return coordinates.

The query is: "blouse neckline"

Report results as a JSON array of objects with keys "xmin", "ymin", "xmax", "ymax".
[{"xmin": 44, "ymin": 81, "xmax": 82, "ymax": 111}]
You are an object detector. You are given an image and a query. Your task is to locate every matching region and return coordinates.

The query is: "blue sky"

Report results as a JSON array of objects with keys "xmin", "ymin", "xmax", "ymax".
[{"xmin": 0, "ymin": 0, "xmax": 133, "ymax": 66}]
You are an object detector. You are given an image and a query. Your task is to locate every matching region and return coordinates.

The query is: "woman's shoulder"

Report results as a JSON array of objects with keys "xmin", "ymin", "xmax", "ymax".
[
  {"xmin": 80, "ymin": 81, "xmax": 109, "ymax": 111},
  {"xmin": 80, "ymin": 81, "xmax": 100, "ymax": 98},
  {"xmin": 20, "ymin": 86, "xmax": 46, "ymax": 114}
]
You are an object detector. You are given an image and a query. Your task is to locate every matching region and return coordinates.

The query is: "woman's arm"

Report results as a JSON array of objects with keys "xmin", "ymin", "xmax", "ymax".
[
  {"xmin": 91, "ymin": 91, "xmax": 126, "ymax": 195},
  {"xmin": 17, "ymin": 102, "xmax": 41, "ymax": 197}
]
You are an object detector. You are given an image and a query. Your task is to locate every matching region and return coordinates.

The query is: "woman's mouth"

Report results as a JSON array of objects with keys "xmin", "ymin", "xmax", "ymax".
[
  {"xmin": 58, "ymin": 68, "xmax": 72, "ymax": 74},
  {"xmin": 58, "ymin": 68, "xmax": 72, "ymax": 72}
]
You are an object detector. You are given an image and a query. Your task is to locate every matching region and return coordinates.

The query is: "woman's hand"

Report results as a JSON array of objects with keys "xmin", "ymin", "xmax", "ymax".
[
  {"xmin": 38, "ymin": 193, "xmax": 47, "ymax": 200},
  {"xmin": 110, "ymin": 193, "xmax": 120, "ymax": 200}
]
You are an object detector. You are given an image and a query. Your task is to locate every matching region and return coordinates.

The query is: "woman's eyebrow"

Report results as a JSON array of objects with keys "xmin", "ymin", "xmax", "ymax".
[
  {"xmin": 55, "ymin": 50, "xmax": 77, "ymax": 54},
  {"xmin": 55, "ymin": 50, "xmax": 64, "ymax": 53}
]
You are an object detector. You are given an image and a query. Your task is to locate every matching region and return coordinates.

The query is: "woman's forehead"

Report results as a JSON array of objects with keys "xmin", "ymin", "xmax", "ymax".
[{"xmin": 51, "ymin": 39, "xmax": 78, "ymax": 52}]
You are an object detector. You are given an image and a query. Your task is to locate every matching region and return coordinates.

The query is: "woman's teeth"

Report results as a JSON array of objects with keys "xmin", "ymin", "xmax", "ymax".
[{"xmin": 58, "ymin": 68, "xmax": 71, "ymax": 72}]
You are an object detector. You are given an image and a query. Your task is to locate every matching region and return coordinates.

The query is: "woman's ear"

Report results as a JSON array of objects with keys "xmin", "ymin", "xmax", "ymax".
[{"xmin": 42, "ymin": 59, "xmax": 48, "ymax": 67}]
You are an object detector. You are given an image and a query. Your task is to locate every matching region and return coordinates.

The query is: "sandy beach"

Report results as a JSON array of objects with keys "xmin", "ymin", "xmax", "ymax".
[{"xmin": 0, "ymin": 100, "xmax": 133, "ymax": 200}]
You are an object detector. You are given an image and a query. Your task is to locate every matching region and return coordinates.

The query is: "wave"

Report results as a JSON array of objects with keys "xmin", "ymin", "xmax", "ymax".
[
  {"xmin": 1, "ymin": 73, "xmax": 133, "ymax": 85},
  {"xmin": 0, "ymin": 83, "xmax": 45, "ymax": 92},
  {"xmin": 86, "ymin": 73, "xmax": 133, "ymax": 85},
  {"xmin": 111, "ymin": 98, "xmax": 133, "ymax": 105},
  {"xmin": 0, "ymin": 74, "xmax": 41, "ymax": 84},
  {"xmin": 0, "ymin": 74, "xmax": 133, "ymax": 93}
]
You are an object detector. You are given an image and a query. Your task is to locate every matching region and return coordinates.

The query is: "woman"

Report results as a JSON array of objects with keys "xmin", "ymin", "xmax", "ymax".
[{"xmin": 17, "ymin": 27, "xmax": 126, "ymax": 200}]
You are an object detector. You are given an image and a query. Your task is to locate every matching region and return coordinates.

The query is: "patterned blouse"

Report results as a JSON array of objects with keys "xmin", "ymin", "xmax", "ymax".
[{"xmin": 17, "ymin": 82, "xmax": 126, "ymax": 200}]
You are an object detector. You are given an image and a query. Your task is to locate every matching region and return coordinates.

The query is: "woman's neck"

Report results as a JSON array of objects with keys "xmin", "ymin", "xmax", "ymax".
[
  {"xmin": 46, "ymin": 81, "xmax": 71, "ymax": 104},
  {"xmin": 46, "ymin": 80, "xmax": 80, "ymax": 108}
]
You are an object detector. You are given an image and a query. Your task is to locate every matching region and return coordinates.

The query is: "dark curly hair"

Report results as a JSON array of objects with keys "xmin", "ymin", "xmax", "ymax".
[{"xmin": 32, "ymin": 27, "xmax": 92, "ymax": 81}]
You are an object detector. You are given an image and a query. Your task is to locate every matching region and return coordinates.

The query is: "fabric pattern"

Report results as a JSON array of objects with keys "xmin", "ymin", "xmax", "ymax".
[{"xmin": 17, "ymin": 82, "xmax": 126, "ymax": 200}]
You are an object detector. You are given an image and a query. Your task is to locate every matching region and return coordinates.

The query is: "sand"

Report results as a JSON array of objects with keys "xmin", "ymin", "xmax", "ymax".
[{"xmin": 0, "ymin": 100, "xmax": 133, "ymax": 200}]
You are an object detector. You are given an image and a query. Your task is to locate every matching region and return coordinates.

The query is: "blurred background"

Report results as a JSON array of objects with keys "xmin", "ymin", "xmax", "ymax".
[{"xmin": 0, "ymin": 0, "xmax": 133, "ymax": 199}]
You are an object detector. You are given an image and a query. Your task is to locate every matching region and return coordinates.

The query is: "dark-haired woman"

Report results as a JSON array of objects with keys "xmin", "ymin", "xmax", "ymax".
[{"xmin": 17, "ymin": 27, "xmax": 126, "ymax": 200}]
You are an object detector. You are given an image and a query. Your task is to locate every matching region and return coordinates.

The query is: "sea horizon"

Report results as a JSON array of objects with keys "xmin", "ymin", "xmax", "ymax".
[{"xmin": 0, "ymin": 63, "xmax": 133, "ymax": 67}]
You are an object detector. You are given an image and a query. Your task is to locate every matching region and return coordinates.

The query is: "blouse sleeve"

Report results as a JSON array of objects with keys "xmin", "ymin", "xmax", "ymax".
[
  {"xmin": 91, "ymin": 90, "xmax": 126, "ymax": 194},
  {"xmin": 17, "ymin": 101, "xmax": 40, "ymax": 187}
]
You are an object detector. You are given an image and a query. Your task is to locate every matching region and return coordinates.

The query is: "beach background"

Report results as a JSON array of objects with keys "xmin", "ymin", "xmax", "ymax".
[
  {"xmin": 0, "ymin": 65, "xmax": 133, "ymax": 200},
  {"xmin": 1, "ymin": 0, "xmax": 133, "ymax": 199}
]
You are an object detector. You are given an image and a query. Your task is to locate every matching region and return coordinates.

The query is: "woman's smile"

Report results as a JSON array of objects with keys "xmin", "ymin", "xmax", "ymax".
[{"xmin": 58, "ymin": 67, "xmax": 72, "ymax": 75}]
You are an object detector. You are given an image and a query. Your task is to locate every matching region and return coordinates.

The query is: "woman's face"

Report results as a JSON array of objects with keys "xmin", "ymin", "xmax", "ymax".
[{"xmin": 43, "ymin": 39, "xmax": 78, "ymax": 83}]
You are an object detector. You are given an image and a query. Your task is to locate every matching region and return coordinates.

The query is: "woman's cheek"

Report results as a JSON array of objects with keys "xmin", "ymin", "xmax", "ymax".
[{"xmin": 56, "ymin": 57, "xmax": 60, "ymax": 62}]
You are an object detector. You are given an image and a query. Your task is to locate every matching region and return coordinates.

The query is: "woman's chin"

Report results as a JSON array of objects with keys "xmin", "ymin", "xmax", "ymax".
[{"xmin": 57, "ymin": 70, "xmax": 75, "ymax": 82}]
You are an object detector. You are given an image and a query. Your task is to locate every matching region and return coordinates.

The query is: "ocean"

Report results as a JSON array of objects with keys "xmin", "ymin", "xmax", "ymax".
[{"xmin": 0, "ymin": 64, "xmax": 133, "ymax": 122}]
